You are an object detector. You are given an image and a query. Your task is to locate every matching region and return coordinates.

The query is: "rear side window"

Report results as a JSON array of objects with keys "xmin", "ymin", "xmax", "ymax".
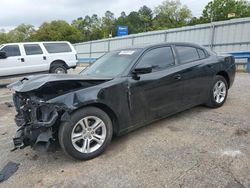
[
  {"xmin": 176, "ymin": 46, "xmax": 200, "ymax": 64},
  {"xmin": 43, "ymin": 43, "xmax": 72, "ymax": 53},
  {"xmin": 24, "ymin": 44, "xmax": 43, "ymax": 55},
  {"xmin": 136, "ymin": 47, "xmax": 175, "ymax": 71},
  {"xmin": 197, "ymin": 48, "xmax": 206, "ymax": 59},
  {"xmin": 1, "ymin": 45, "xmax": 21, "ymax": 57}
]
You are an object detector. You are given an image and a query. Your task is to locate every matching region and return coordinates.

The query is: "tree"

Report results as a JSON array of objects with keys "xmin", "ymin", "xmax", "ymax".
[
  {"xmin": 201, "ymin": 0, "xmax": 250, "ymax": 22},
  {"xmin": 0, "ymin": 24, "xmax": 35, "ymax": 44},
  {"xmin": 72, "ymin": 15, "xmax": 103, "ymax": 41},
  {"xmin": 138, "ymin": 6, "xmax": 153, "ymax": 32},
  {"xmin": 188, "ymin": 17, "xmax": 203, "ymax": 26},
  {"xmin": 72, "ymin": 17, "xmax": 85, "ymax": 32},
  {"xmin": 116, "ymin": 11, "xmax": 127, "ymax": 26},
  {"xmin": 10, "ymin": 24, "xmax": 35, "ymax": 42},
  {"xmin": 31, "ymin": 20, "xmax": 83, "ymax": 43},
  {"xmin": 89, "ymin": 14, "xmax": 103, "ymax": 40},
  {"xmin": 126, "ymin": 11, "xmax": 144, "ymax": 34},
  {"xmin": 0, "ymin": 32, "xmax": 9, "ymax": 44},
  {"xmin": 153, "ymin": 0, "xmax": 192, "ymax": 29},
  {"xmin": 102, "ymin": 11, "xmax": 115, "ymax": 38}
]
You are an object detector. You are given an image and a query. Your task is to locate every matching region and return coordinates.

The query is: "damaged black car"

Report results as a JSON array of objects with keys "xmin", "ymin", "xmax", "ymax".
[{"xmin": 8, "ymin": 42, "xmax": 236, "ymax": 160}]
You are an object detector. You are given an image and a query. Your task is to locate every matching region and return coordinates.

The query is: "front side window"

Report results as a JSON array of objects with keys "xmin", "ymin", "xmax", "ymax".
[
  {"xmin": 43, "ymin": 43, "xmax": 72, "ymax": 53},
  {"xmin": 135, "ymin": 47, "xmax": 175, "ymax": 71},
  {"xmin": 1, "ymin": 45, "xmax": 21, "ymax": 57},
  {"xmin": 24, "ymin": 44, "xmax": 43, "ymax": 55},
  {"xmin": 176, "ymin": 46, "xmax": 200, "ymax": 64}
]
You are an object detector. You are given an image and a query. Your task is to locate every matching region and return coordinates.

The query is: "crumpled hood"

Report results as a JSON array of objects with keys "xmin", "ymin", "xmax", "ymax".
[{"xmin": 7, "ymin": 74, "xmax": 112, "ymax": 93}]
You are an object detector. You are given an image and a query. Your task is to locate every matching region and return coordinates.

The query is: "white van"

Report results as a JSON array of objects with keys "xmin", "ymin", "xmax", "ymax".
[{"xmin": 0, "ymin": 41, "xmax": 78, "ymax": 77}]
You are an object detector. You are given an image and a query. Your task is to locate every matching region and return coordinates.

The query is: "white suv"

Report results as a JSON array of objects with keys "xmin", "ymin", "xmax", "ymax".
[{"xmin": 0, "ymin": 41, "xmax": 78, "ymax": 77}]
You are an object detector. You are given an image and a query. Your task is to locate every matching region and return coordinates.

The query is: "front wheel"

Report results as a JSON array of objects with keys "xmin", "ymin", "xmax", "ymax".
[
  {"xmin": 206, "ymin": 75, "xmax": 228, "ymax": 108},
  {"xmin": 58, "ymin": 107, "xmax": 113, "ymax": 160}
]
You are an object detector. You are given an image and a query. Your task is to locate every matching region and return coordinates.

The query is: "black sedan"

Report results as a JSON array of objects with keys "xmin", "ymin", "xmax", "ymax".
[{"xmin": 8, "ymin": 42, "xmax": 236, "ymax": 160}]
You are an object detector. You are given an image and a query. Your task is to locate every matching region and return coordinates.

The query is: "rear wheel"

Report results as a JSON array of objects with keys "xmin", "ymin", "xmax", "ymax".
[
  {"xmin": 50, "ymin": 64, "xmax": 67, "ymax": 74},
  {"xmin": 206, "ymin": 75, "xmax": 228, "ymax": 108},
  {"xmin": 58, "ymin": 107, "xmax": 113, "ymax": 160}
]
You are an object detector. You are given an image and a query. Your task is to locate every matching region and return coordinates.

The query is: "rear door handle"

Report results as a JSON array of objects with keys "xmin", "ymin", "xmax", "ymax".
[
  {"xmin": 207, "ymin": 64, "xmax": 213, "ymax": 68},
  {"xmin": 18, "ymin": 58, "xmax": 25, "ymax": 62},
  {"xmin": 173, "ymin": 74, "xmax": 181, "ymax": 80}
]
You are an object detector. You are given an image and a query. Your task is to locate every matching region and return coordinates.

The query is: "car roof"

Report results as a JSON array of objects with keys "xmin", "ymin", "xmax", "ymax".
[
  {"xmin": 117, "ymin": 42, "xmax": 205, "ymax": 51},
  {"xmin": 1, "ymin": 41, "xmax": 71, "ymax": 46}
]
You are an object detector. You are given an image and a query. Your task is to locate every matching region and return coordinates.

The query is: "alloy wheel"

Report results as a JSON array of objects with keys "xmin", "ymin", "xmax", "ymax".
[
  {"xmin": 71, "ymin": 116, "xmax": 107, "ymax": 154},
  {"xmin": 213, "ymin": 80, "xmax": 226, "ymax": 104}
]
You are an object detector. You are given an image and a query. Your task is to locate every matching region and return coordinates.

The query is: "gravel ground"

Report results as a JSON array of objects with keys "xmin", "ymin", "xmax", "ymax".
[{"xmin": 0, "ymin": 73, "xmax": 249, "ymax": 188}]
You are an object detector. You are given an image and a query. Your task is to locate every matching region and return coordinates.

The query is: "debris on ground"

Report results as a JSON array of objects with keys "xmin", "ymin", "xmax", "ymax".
[
  {"xmin": 221, "ymin": 150, "xmax": 242, "ymax": 157},
  {"xmin": 235, "ymin": 128, "xmax": 249, "ymax": 136},
  {"xmin": 4, "ymin": 102, "xmax": 13, "ymax": 108},
  {"xmin": 0, "ymin": 162, "xmax": 20, "ymax": 183},
  {"xmin": 30, "ymin": 154, "xmax": 38, "ymax": 161}
]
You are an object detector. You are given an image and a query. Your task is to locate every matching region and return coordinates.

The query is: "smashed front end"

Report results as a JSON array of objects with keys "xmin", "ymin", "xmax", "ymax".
[
  {"xmin": 12, "ymin": 93, "xmax": 69, "ymax": 151},
  {"xmin": 8, "ymin": 74, "xmax": 110, "ymax": 151}
]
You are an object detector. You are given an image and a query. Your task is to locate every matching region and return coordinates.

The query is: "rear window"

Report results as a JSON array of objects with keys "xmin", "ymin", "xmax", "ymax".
[
  {"xmin": 197, "ymin": 48, "xmax": 206, "ymax": 59},
  {"xmin": 24, "ymin": 44, "xmax": 43, "ymax": 55},
  {"xmin": 176, "ymin": 46, "xmax": 200, "ymax": 64},
  {"xmin": 43, "ymin": 43, "xmax": 72, "ymax": 53}
]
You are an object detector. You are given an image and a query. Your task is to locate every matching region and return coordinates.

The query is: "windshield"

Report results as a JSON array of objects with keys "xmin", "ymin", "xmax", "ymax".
[{"xmin": 81, "ymin": 49, "xmax": 142, "ymax": 77}]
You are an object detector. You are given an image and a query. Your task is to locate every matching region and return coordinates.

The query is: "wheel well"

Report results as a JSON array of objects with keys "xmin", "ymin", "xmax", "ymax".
[
  {"xmin": 216, "ymin": 71, "xmax": 230, "ymax": 87},
  {"xmin": 74, "ymin": 103, "xmax": 119, "ymax": 136},
  {"xmin": 50, "ymin": 60, "xmax": 68, "ymax": 70}
]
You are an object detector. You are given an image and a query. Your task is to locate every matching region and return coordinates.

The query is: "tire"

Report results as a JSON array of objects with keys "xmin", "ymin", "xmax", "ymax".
[
  {"xmin": 50, "ymin": 64, "xmax": 67, "ymax": 74},
  {"xmin": 58, "ymin": 107, "xmax": 113, "ymax": 160},
  {"xmin": 206, "ymin": 75, "xmax": 228, "ymax": 108}
]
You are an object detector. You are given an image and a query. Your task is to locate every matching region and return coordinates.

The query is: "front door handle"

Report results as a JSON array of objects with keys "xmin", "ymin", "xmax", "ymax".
[
  {"xmin": 173, "ymin": 74, "xmax": 181, "ymax": 80},
  {"xmin": 43, "ymin": 56, "xmax": 46, "ymax": 60},
  {"xmin": 207, "ymin": 64, "xmax": 213, "ymax": 68},
  {"xmin": 18, "ymin": 58, "xmax": 25, "ymax": 62}
]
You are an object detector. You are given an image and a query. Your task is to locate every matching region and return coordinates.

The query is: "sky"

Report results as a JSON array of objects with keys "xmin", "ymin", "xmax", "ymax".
[{"xmin": 0, "ymin": 0, "xmax": 211, "ymax": 30}]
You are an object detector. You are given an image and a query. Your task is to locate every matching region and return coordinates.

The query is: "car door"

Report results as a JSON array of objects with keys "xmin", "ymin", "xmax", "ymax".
[
  {"xmin": 22, "ymin": 44, "xmax": 48, "ymax": 73},
  {"xmin": 174, "ymin": 45, "xmax": 213, "ymax": 108},
  {"xmin": 128, "ymin": 46, "xmax": 185, "ymax": 126},
  {"xmin": 0, "ymin": 44, "xmax": 26, "ymax": 77}
]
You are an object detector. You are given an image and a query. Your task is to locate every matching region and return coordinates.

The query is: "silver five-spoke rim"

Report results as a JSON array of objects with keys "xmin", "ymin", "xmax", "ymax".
[
  {"xmin": 213, "ymin": 81, "xmax": 226, "ymax": 104},
  {"xmin": 71, "ymin": 116, "xmax": 106, "ymax": 154}
]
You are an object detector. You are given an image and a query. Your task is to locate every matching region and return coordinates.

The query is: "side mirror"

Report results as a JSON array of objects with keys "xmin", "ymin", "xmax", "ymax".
[
  {"xmin": 0, "ymin": 51, "xmax": 7, "ymax": 59},
  {"xmin": 133, "ymin": 66, "xmax": 152, "ymax": 75},
  {"xmin": 132, "ymin": 66, "xmax": 152, "ymax": 80}
]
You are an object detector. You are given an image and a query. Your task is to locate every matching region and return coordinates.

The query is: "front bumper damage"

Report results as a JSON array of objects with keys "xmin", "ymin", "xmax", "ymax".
[{"xmin": 12, "ymin": 93, "xmax": 69, "ymax": 151}]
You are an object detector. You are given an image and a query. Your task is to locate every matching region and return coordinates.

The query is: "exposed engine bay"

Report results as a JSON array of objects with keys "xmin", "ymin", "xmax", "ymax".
[{"xmin": 8, "ymin": 75, "xmax": 110, "ymax": 151}]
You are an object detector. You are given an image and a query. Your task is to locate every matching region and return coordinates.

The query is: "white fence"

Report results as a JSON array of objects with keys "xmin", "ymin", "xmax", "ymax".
[{"xmin": 74, "ymin": 17, "xmax": 250, "ymax": 63}]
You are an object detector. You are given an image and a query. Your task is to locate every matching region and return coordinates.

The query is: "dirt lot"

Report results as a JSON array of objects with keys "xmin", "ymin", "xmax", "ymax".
[{"xmin": 0, "ymin": 73, "xmax": 249, "ymax": 188}]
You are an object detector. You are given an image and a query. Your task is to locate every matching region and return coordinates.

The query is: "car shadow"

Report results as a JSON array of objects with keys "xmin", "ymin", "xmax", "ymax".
[{"xmin": 102, "ymin": 105, "xmax": 208, "ymax": 158}]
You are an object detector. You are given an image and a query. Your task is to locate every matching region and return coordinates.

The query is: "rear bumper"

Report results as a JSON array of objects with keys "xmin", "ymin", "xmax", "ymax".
[
  {"xmin": 227, "ymin": 63, "xmax": 236, "ymax": 89},
  {"xmin": 68, "ymin": 65, "xmax": 77, "ymax": 69}
]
